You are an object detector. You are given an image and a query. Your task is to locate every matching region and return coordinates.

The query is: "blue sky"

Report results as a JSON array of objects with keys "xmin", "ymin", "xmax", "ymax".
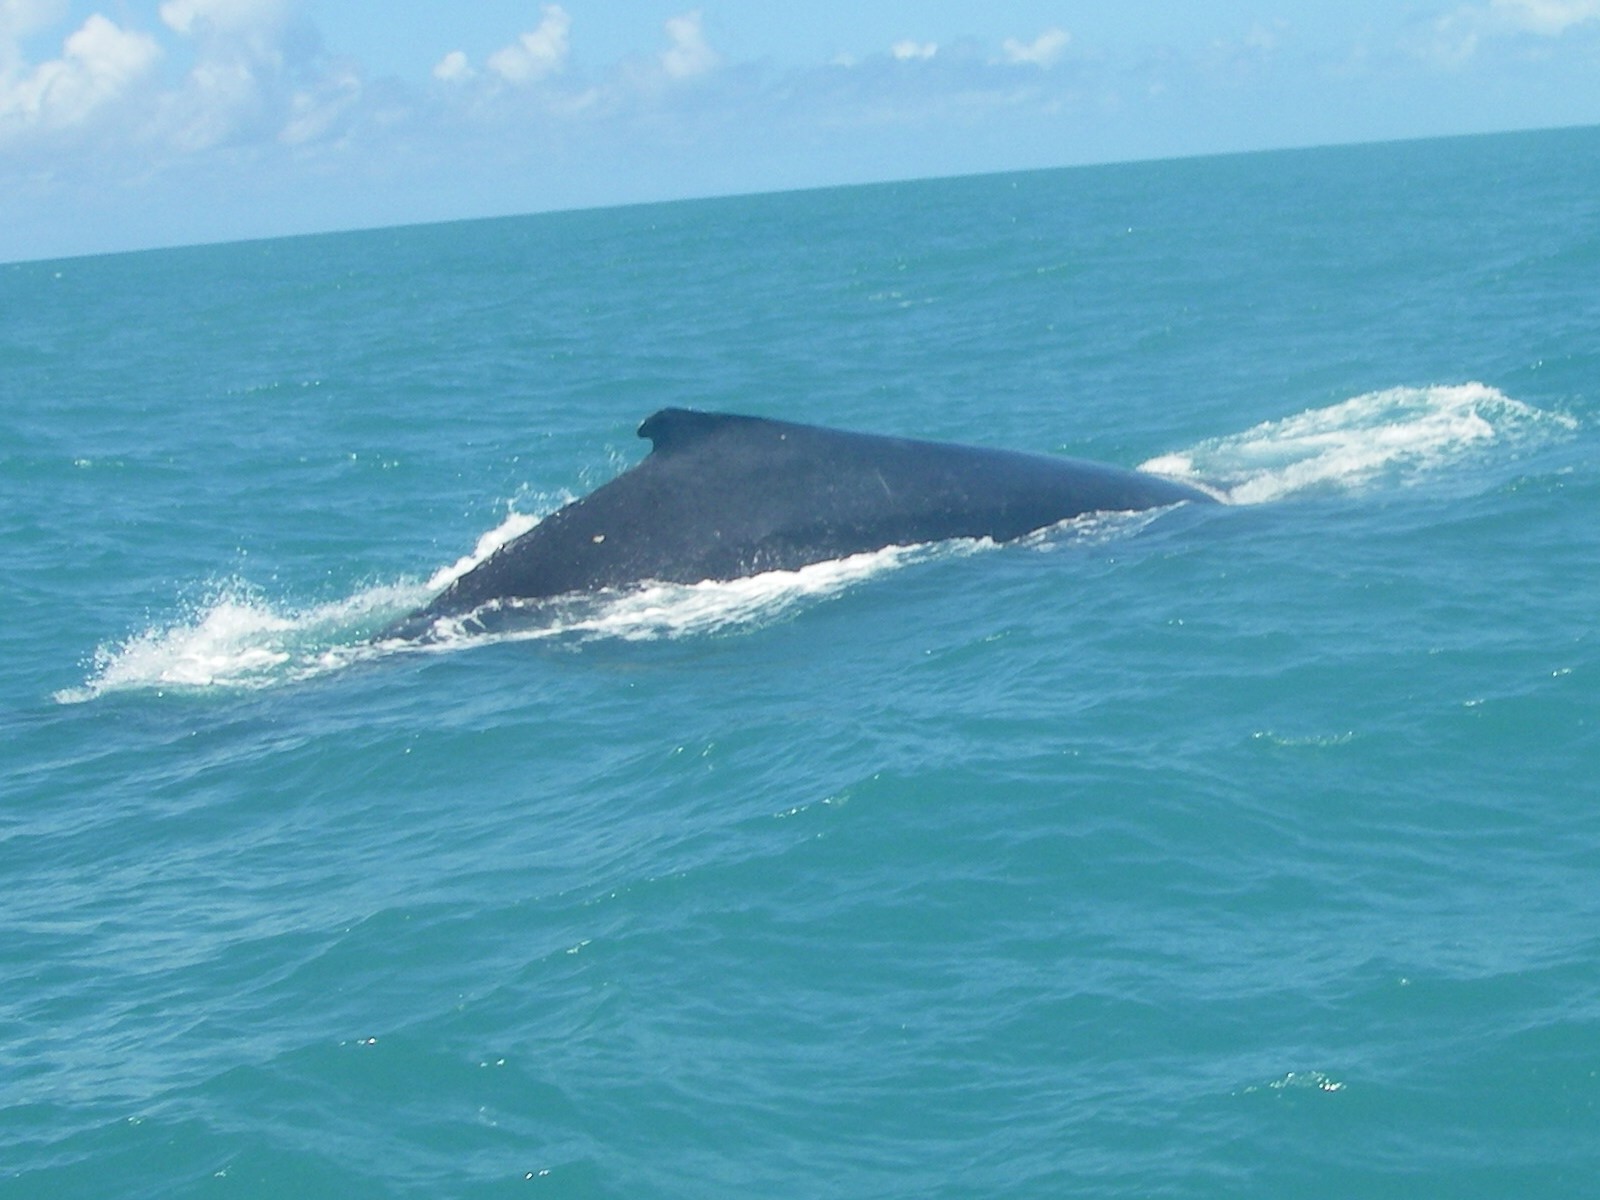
[{"xmin": 3, "ymin": 0, "xmax": 1600, "ymax": 261}]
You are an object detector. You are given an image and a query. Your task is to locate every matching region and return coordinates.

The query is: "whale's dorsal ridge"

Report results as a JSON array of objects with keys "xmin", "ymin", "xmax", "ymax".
[
  {"xmin": 637, "ymin": 408, "xmax": 777, "ymax": 455},
  {"xmin": 379, "ymin": 411, "xmax": 1218, "ymax": 640}
]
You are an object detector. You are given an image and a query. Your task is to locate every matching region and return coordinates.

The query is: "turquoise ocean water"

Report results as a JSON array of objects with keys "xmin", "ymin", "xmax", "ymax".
[{"xmin": 4, "ymin": 125, "xmax": 1599, "ymax": 1197}]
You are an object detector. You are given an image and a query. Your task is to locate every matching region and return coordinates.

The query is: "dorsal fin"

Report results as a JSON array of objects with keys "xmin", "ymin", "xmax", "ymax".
[{"xmin": 637, "ymin": 408, "xmax": 765, "ymax": 455}]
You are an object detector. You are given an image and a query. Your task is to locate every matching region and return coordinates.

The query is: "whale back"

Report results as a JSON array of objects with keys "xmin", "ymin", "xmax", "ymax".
[{"xmin": 386, "ymin": 409, "xmax": 1213, "ymax": 635}]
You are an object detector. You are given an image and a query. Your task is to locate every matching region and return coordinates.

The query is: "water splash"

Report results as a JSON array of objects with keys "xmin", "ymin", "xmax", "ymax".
[
  {"xmin": 56, "ymin": 507, "xmax": 548, "ymax": 703},
  {"xmin": 416, "ymin": 541, "xmax": 968, "ymax": 647},
  {"xmin": 61, "ymin": 515, "xmax": 1163, "ymax": 701},
  {"xmin": 53, "ymin": 581, "xmax": 424, "ymax": 703},
  {"xmin": 1140, "ymin": 383, "xmax": 1576, "ymax": 504},
  {"xmin": 57, "ymin": 541, "xmax": 970, "ymax": 702},
  {"xmin": 424, "ymin": 508, "xmax": 542, "ymax": 592}
]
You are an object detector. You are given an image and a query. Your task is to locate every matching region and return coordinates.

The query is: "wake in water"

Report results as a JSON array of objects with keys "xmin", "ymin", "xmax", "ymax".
[
  {"xmin": 1140, "ymin": 382, "xmax": 1575, "ymax": 504},
  {"xmin": 55, "ymin": 541, "xmax": 975, "ymax": 703},
  {"xmin": 61, "ymin": 382, "xmax": 1574, "ymax": 701},
  {"xmin": 53, "ymin": 509, "xmax": 542, "ymax": 703},
  {"xmin": 53, "ymin": 581, "xmax": 423, "ymax": 703},
  {"xmin": 401, "ymin": 540, "xmax": 976, "ymax": 646}
]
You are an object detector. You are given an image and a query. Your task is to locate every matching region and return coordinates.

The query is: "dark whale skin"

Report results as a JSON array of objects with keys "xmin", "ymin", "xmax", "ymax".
[{"xmin": 382, "ymin": 409, "xmax": 1214, "ymax": 638}]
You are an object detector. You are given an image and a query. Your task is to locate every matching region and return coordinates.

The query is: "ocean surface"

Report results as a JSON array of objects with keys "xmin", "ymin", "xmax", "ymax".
[{"xmin": 4, "ymin": 125, "xmax": 1599, "ymax": 1198}]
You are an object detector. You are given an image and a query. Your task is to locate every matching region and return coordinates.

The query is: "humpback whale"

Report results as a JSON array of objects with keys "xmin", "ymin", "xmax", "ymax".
[{"xmin": 382, "ymin": 409, "xmax": 1215, "ymax": 640}]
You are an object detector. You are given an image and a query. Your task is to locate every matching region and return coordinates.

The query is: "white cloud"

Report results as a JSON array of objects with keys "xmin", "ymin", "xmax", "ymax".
[
  {"xmin": 1491, "ymin": 0, "xmax": 1600, "ymax": 33},
  {"xmin": 0, "ymin": 1, "xmax": 358, "ymax": 158},
  {"xmin": 0, "ymin": 12, "xmax": 161, "ymax": 133},
  {"xmin": 1426, "ymin": 12, "xmax": 1480, "ymax": 65},
  {"xmin": 432, "ymin": 49, "xmax": 472, "ymax": 83},
  {"xmin": 10, "ymin": 0, "xmax": 1600, "ymax": 265},
  {"xmin": 487, "ymin": 4, "xmax": 570, "ymax": 84},
  {"xmin": 1001, "ymin": 28, "xmax": 1070, "ymax": 68},
  {"xmin": 661, "ymin": 10, "xmax": 717, "ymax": 80},
  {"xmin": 1, "ymin": 0, "xmax": 70, "ymax": 77},
  {"xmin": 159, "ymin": 0, "xmax": 287, "ymax": 38},
  {"xmin": 1427, "ymin": 0, "xmax": 1600, "ymax": 65},
  {"xmin": 1, "ymin": 0, "xmax": 66, "ymax": 43},
  {"xmin": 1428, "ymin": 0, "xmax": 1600, "ymax": 63},
  {"xmin": 278, "ymin": 63, "xmax": 358, "ymax": 145},
  {"xmin": 1244, "ymin": 21, "xmax": 1286, "ymax": 53},
  {"xmin": 161, "ymin": 58, "xmax": 259, "ymax": 148}
]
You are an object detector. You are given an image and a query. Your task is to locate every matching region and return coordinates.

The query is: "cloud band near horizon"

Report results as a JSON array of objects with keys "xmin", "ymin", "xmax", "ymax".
[{"xmin": 3, "ymin": 0, "xmax": 1599, "ymax": 260}]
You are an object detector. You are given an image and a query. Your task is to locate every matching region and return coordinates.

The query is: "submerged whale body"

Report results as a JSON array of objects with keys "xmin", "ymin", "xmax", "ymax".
[{"xmin": 383, "ymin": 409, "xmax": 1215, "ymax": 640}]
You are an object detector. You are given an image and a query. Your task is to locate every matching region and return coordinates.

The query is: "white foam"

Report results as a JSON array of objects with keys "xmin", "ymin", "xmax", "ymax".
[
  {"xmin": 56, "ymin": 540, "xmax": 948, "ymax": 702},
  {"xmin": 54, "ymin": 579, "xmax": 431, "ymax": 703},
  {"xmin": 1140, "ymin": 383, "xmax": 1575, "ymax": 505},
  {"xmin": 403, "ymin": 508, "xmax": 1174, "ymax": 654},
  {"xmin": 60, "ymin": 503, "xmax": 1169, "ymax": 702},
  {"xmin": 59, "ymin": 501, "xmax": 557, "ymax": 702},
  {"xmin": 1019, "ymin": 506, "xmax": 1170, "ymax": 550},
  {"xmin": 424, "ymin": 507, "xmax": 543, "ymax": 592},
  {"xmin": 443, "ymin": 541, "xmax": 974, "ymax": 647}
]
